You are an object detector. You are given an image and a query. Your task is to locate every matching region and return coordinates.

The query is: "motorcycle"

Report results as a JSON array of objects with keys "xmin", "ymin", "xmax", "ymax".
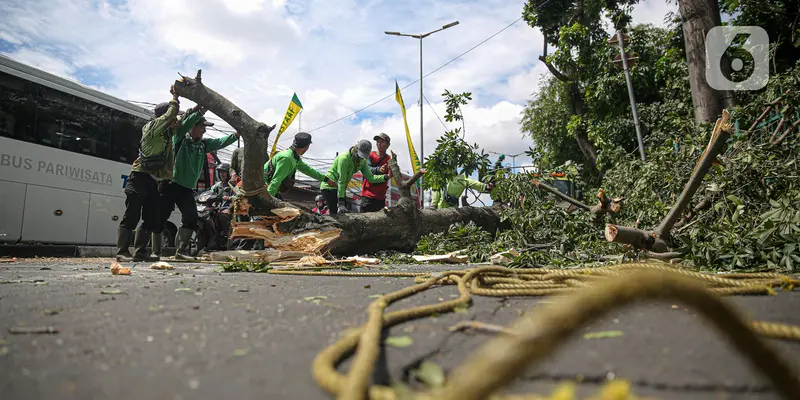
[{"xmin": 193, "ymin": 190, "xmax": 232, "ymax": 255}]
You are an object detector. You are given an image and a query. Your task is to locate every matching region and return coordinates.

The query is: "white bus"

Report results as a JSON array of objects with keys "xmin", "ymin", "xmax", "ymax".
[{"xmin": 0, "ymin": 55, "xmax": 183, "ymax": 247}]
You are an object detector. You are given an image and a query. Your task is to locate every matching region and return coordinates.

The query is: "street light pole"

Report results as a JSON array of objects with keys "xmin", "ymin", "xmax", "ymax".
[
  {"xmin": 385, "ymin": 20, "xmax": 459, "ymax": 208},
  {"xmin": 610, "ymin": 30, "xmax": 646, "ymax": 162}
]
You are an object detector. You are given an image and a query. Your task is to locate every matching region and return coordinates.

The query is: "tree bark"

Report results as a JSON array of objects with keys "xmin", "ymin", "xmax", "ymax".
[
  {"xmin": 173, "ymin": 71, "xmax": 505, "ymax": 256},
  {"xmin": 678, "ymin": 0, "xmax": 736, "ymax": 125}
]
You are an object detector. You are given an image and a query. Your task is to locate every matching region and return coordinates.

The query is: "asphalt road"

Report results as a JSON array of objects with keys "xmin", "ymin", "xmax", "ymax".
[{"xmin": 1, "ymin": 258, "xmax": 800, "ymax": 400}]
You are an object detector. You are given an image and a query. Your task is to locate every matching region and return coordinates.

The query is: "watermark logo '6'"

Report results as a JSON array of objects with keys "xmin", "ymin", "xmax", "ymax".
[{"xmin": 706, "ymin": 26, "xmax": 769, "ymax": 91}]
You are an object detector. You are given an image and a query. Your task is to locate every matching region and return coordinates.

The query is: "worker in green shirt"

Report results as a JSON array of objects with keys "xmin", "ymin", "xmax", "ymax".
[
  {"xmin": 430, "ymin": 171, "xmax": 495, "ymax": 209},
  {"xmin": 320, "ymin": 140, "xmax": 388, "ymax": 214},
  {"xmin": 263, "ymin": 132, "xmax": 334, "ymax": 199},
  {"xmin": 159, "ymin": 108, "xmax": 240, "ymax": 260},
  {"xmin": 117, "ymin": 86, "xmax": 205, "ymax": 263}
]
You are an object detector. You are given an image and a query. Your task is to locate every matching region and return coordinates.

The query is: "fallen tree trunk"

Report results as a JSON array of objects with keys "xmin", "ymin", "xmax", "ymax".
[{"xmin": 172, "ymin": 71, "xmax": 505, "ymax": 256}]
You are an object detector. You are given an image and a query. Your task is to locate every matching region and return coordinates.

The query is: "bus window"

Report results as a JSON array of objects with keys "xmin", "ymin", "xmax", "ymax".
[
  {"xmin": 35, "ymin": 84, "xmax": 110, "ymax": 159},
  {"xmin": 109, "ymin": 109, "xmax": 145, "ymax": 164},
  {"xmin": 0, "ymin": 71, "xmax": 37, "ymax": 142}
]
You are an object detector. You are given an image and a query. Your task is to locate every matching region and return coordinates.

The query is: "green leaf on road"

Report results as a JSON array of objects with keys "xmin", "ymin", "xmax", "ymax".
[
  {"xmin": 412, "ymin": 361, "xmax": 445, "ymax": 388},
  {"xmin": 453, "ymin": 305, "xmax": 469, "ymax": 314},
  {"xmin": 101, "ymin": 289, "xmax": 124, "ymax": 295},
  {"xmin": 385, "ymin": 335, "xmax": 414, "ymax": 348},
  {"xmin": 42, "ymin": 309, "xmax": 62, "ymax": 316},
  {"xmin": 175, "ymin": 288, "xmax": 192, "ymax": 292},
  {"xmin": 583, "ymin": 330, "xmax": 624, "ymax": 340},
  {"xmin": 368, "ymin": 294, "xmax": 382, "ymax": 299},
  {"xmin": 233, "ymin": 348, "xmax": 249, "ymax": 356}
]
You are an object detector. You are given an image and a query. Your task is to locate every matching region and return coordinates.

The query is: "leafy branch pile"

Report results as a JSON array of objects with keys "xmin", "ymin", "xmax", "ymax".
[{"xmin": 411, "ymin": 1, "xmax": 800, "ymax": 271}]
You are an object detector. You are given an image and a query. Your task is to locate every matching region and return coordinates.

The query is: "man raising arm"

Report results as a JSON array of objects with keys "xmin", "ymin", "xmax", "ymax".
[{"xmin": 264, "ymin": 132, "xmax": 334, "ymax": 199}]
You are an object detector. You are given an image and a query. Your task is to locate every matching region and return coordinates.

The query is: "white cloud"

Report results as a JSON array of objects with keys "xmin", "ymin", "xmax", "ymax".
[{"xmin": 0, "ymin": 0, "xmax": 673, "ymax": 181}]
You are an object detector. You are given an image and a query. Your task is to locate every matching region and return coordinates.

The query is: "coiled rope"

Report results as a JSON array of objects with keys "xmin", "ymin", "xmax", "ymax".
[{"xmin": 264, "ymin": 262, "xmax": 800, "ymax": 399}]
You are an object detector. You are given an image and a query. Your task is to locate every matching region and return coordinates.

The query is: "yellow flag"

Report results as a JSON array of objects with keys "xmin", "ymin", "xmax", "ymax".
[
  {"xmin": 395, "ymin": 81, "xmax": 421, "ymax": 174},
  {"xmin": 270, "ymin": 93, "xmax": 303, "ymax": 157}
]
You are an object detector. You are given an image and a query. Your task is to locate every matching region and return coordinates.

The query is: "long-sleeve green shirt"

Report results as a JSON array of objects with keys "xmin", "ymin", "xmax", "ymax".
[
  {"xmin": 263, "ymin": 148, "xmax": 327, "ymax": 196},
  {"xmin": 172, "ymin": 131, "xmax": 239, "ymax": 189},
  {"xmin": 430, "ymin": 174, "xmax": 488, "ymax": 209},
  {"xmin": 130, "ymin": 98, "xmax": 195, "ymax": 180},
  {"xmin": 320, "ymin": 151, "xmax": 387, "ymax": 198}
]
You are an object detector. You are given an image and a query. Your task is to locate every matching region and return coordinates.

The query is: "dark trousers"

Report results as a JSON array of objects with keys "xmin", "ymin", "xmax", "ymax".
[
  {"xmin": 360, "ymin": 196, "xmax": 385, "ymax": 212},
  {"xmin": 159, "ymin": 181, "xmax": 199, "ymax": 230},
  {"xmin": 321, "ymin": 189, "xmax": 341, "ymax": 214},
  {"xmin": 120, "ymin": 172, "xmax": 161, "ymax": 232}
]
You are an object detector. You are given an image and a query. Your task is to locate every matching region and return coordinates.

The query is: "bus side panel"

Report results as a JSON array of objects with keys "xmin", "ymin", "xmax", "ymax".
[
  {"xmin": 0, "ymin": 180, "xmax": 26, "ymax": 243},
  {"xmin": 86, "ymin": 193, "xmax": 125, "ymax": 246},
  {"xmin": 22, "ymin": 185, "xmax": 90, "ymax": 245}
]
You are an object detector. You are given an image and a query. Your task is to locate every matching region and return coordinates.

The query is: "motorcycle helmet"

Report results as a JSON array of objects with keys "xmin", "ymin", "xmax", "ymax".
[
  {"xmin": 315, "ymin": 195, "xmax": 324, "ymax": 202},
  {"xmin": 216, "ymin": 163, "xmax": 230, "ymax": 180}
]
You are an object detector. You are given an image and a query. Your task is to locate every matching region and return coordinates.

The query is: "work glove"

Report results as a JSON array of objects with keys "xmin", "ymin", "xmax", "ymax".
[{"xmin": 337, "ymin": 203, "xmax": 349, "ymax": 214}]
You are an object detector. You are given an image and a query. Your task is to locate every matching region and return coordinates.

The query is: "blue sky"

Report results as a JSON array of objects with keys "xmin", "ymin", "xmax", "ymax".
[{"xmin": 0, "ymin": 0, "xmax": 676, "ymax": 203}]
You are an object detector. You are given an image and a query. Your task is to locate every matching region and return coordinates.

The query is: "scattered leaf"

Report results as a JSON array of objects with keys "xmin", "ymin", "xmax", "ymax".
[
  {"xmin": 385, "ymin": 335, "xmax": 414, "ymax": 348},
  {"xmin": 101, "ymin": 289, "xmax": 124, "ymax": 295},
  {"xmin": 363, "ymin": 284, "xmax": 371, "ymax": 289},
  {"xmin": 368, "ymin": 294, "xmax": 382, "ymax": 299},
  {"xmin": 150, "ymin": 262, "xmax": 174, "ymax": 270},
  {"xmin": 304, "ymin": 296, "xmax": 328, "ymax": 301},
  {"xmin": 549, "ymin": 381, "xmax": 576, "ymax": 400},
  {"xmin": 453, "ymin": 305, "xmax": 469, "ymax": 314},
  {"xmin": 175, "ymin": 288, "xmax": 192, "ymax": 292},
  {"xmin": 42, "ymin": 309, "xmax": 62, "ymax": 316},
  {"xmin": 412, "ymin": 361, "xmax": 446, "ymax": 388},
  {"xmin": 584, "ymin": 330, "xmax": 624, "ymax": 340},
  {"xmin": 238, "ymin": 289, "xmax": 250, "ymax": 292},
  {"xmin": 0, "ymin": 347, "xmax": 8, "ymax": 356},
  {"xmin": 233, "ymin": 348, "xmax": 249, "ymax": 356}
]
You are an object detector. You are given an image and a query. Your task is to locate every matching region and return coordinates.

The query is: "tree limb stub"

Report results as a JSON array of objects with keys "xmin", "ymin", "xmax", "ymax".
[
  {"xmin": 604, "ymin": 224, "xmax": 670, "ymax": 253},
  {"xmin": 655, "ymin": 109, "xmax": 731, "ymax": 240}
]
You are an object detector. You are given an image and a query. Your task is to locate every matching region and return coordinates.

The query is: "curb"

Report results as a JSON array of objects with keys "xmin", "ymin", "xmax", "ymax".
[{"xmin": 0, "ymin": 245, "xmax": 178, "ymax": 258}]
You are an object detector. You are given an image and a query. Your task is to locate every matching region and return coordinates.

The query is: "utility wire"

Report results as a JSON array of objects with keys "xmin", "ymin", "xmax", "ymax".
[
  {"xmin": 304, "ymin": 14, "xmax": 530, "ymax": 133},
  {"xmin": 423, "ymin": 94, "xmax": 448, "ymax": 130}
]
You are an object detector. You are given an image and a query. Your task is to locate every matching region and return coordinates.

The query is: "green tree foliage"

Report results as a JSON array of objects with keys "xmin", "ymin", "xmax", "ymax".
[
  {"xmin": 521, "ymin": 23, "xmax": 693, "ymax": 179},
  {"xmin": 422, "ymin": 90, "xmax": 490, "ymax": 191}
]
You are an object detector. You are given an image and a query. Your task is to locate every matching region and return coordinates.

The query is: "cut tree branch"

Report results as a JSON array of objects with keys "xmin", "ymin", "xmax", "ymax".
[
  {"xmin": 770, "ymin": 119, "xmax": 800, "ymax": 147},
  {"xmin": 532, "ymin": 179, "xmax": 590, "ymax": 211},
  {"xmin": 606, "ymin": 110, "xmax": 732, "ymax": 253},
  {"xmin": 654, "ymin": 110, "xmax": 731, "ymax": 240}
]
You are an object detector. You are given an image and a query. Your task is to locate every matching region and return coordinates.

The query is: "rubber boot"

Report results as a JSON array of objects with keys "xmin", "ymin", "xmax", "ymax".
[
  {"xmin": 174, "ymin": 227, "xmax": 196, "ymax": 261},
  {"xmin": 133, "ymin": 228, "xmax": 159, "ymax": 262},
  {"xmin": 150, "ymin": 232, "xmax": 163, "ymax": 259},
  {"xmin": 116, "ymin": 227, "xmax": 134, "ymax": 262}
]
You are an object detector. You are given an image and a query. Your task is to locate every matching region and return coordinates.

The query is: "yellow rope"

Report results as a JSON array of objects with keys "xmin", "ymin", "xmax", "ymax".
[{"xmin": 270, "ymin": 262, "xmax": 800, "ymax": 400}]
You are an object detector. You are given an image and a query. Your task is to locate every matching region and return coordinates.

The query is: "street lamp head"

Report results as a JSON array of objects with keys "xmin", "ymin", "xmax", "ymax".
[
  {"xmin": 385, "ymin": 31, "xmax": 401, "ymax": 36},
  {"xmin": 442, "ymin": 21, "xmax": 459, "ymax": 29}
]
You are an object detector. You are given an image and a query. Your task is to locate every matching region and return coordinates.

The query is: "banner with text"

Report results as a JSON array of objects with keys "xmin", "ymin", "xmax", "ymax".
[{"xmin": 270, "ymin": 93, "xmax": 303, "ymax": 157}]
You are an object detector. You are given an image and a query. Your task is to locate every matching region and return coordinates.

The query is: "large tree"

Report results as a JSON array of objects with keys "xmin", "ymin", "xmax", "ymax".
[{"xmin": 678, "ymin": 0, "xmax": 737, "ymax": 125}]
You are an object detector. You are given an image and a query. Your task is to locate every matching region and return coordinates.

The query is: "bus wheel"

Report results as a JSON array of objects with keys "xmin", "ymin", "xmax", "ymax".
[{"xmin": 162, "ymin": 224, "xmax": 177, "ymax": 248}]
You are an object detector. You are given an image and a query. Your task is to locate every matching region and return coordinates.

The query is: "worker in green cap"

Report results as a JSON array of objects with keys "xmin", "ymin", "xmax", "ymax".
[{"xmin": 263, "ymin": 132, "xmax": 335, "ymax": 199}]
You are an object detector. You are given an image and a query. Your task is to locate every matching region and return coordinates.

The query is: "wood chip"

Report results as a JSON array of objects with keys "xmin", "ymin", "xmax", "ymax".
[
  {"xmin": 150, "ymin": 262, "xmax": 174, "ymax": 270},
  {"xmin": 9, "ymin": 326, "xmax": 59, "ymax": 334},
  {"xmin": 110, "ymin": 262, "xmax": 131, "ymax": 275}
]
